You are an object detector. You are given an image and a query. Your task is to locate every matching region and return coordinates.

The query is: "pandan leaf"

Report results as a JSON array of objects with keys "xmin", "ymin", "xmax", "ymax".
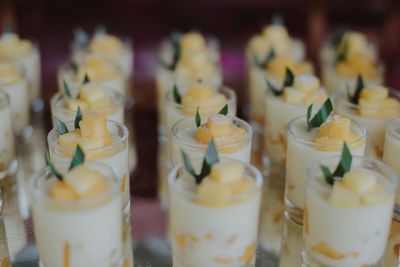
[
  {"xmin": 320, "ymin": 143, "xmax": 352, "ymax": 185},
  {"xmin": 348, "ymin": 74, "xmax": 365, "ymax": 104},
  {"xmin": 46, "ymin": 152, "xmax": 63, "ymax": 180},
  {"xmin": 173, "ymin": 84, "xmax": 181, "ymax": 104},
  {"xmin": 69, "ymin": 57, "xmax": 78, "ymax": 72},
  {"xmin": 307, "ymin": 98, "xmax": 333, "ymax": 131},
  {"xmin": 74, "ymin": 106, "xmax": 82, "ymax": 129},
  {"xmin": 335, "ymin": 38, "xmax": 349, "ymax": 63},
  {"xmin": 63, "ymin": 79, "xmax": 72, "ymax": 98},
  {"xmin": 254, "ymin": 48, "xmax": 276, "ymax": 69},
  {"xmin": 53, "ymin": 117, "xmax": 68, "ymax": 135},
  {"xmin": 195, "ymin": 107, "xmax": 201, "ymax": 128},
  {"xmin": 82, "ymin": 73, "xmax": 90, "ymax": 84},
  {"xmin": 94, "ymin": 25, "xmax": 106, "ymax": 35},
  {"xmin": 266, "ymin": 80, "xmax": 283, "ymax": 96},
  {"xmin": 69, "ymin": 145, "xmax": 85, "ymax": 170},
  {"xmin": 283, "ymin": 67, "xmax": 295, "ymax": 88},
  {"xmin": 218, "ymin": 104, "xmax": 228, "ymax": 115},
  {"xmin": 74, "ymin": 27, "xmax": 89, "ymax": 48}
]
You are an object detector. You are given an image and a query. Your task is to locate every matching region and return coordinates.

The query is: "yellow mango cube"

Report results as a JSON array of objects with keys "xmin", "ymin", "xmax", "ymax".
[
  {"xmin": 282, "ymin": 87, "xmax": 305, "ymax": 104},
  {"xmin": 360, "ymin": 87, "xmax": 388, "ymax": 101},
  {"xmin": 328, "ymin": 181, "xmax": 360, "ymax": 208},
  {"xmin": 361, "ymin": 189, "xmax": 390, "ymax": 206},
  {"xmin": 209, "ymin": 162, "xmax": 244, "ymax": 184},
  {"xmin": 79, "ymin": 113, "xmax": 108, "ymax": 138},
  {"xmin": 66, "ymin": 99, "xmax": 89, "ymax": 111},
  {"xmin": 267, "ymin": 56, "xmax": 295, "ymax": 74},
  {"xmin": 262, "ymin": 25, "xmax": 289, "ymax": 42},
  {"xmin": 207, "ymin": 115, "xmax": 230, "ymax": 137},
  {"xmin": 313, "ymin": 137, "xmax": 344, "ymax": 151},
  {"xmin": 293, "ymin": 74, "xmax": 320, "ymax": 94},
  {"xmin": 317, "ymin": 115, "xmax": 350, "ymax": 140},
  {"xmin": 228, "ymin": 178, "xmax": 254, "ymax": 194},
  {"xmin": 304, "ymin": 89, "xmax": 328, "ymax": 105},
  {"xmin": 81, "ymin": 179, "xmax": 108, "ymax": 199},
  {"xmin": 187, "ymin": 84, "xmax": 213, "ymax": 100},
  {"xmin": 85, "ymin": 56, "xmax": 106, "ymax": 68},
  {"xmin": 346, "ymin": 31, "xmax": 368, "ymax": 54},
  {"xmin": 64, "ymin": 165, "xmax": 104, "ymax": 196},
  {"xmin": 59, "ymin": 130, "xmax": 80, "ymax": 149},
  {"xmin": 342, "ymin": 170, "xmax": 376, "ymax": 194},
  {"xmin": 51, "ymin": 181, "xmax": 79, "ymax": 200},
  {"xmin": 197, "ymin": 178, "xmax": 231, "ymax": 207},
  {"xmin": 80, "ymin": 84, "xmax": 107, "ymax": 102},
  {"xmin": 180, "ymin": 33, "xmax": 206, "ymax": 52},
  {"xmin": 196, "ymin": 126, "xmax": 211, "ymax": 144},
  {"xmin": 294, "ymin": 62, "xmax": 313, "ymax": 76}
]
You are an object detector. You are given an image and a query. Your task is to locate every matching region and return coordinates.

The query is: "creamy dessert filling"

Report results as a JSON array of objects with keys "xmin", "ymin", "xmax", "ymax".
[
  {"xmin": 89, "ymin": 34, "xmax": 124, "ymax": 58},
  {"xmin": 0, "ymin": 63, "xmax": 22, "ymax": 86},
  {"xmin": 0, "ymin": 33, "xmax": 32, "ymax": 61},
  {"xmin": 66, "ymin": 83, "xmax": 114, "ymax": 113},
  {"xmin": 76, "ymin": 55, "xmax": 120, "ymax": 82}
]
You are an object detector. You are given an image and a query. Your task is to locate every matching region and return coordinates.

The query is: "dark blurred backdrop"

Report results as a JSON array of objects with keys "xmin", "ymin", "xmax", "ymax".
[{"xmin": 1, "ymin": 0, "xmax": 399, "ymax": 197}]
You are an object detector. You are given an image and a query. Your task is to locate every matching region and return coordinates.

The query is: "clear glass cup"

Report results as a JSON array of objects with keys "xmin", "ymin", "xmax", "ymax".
[
  {"xmin": 57, "ymin": 61, "xmax": 127, "ymax": 96},
  {"xmin": 303, "ymin": 156, "xmax": 397, "ymax": 267},
  {"xmin": 335, "ymin": 88, "xmax": 400, "ymax": 159},
  {"xmin": 0, "ymin": 64, "xmax": 30, "ymax": 137},
  {"xmin": 168, "ymin": 158, "xmax": 262, "ymax": 267},
  {"xmin": 171, "ymin": 114, "xmax": 252, "ymax": 167},
  {"xmin": 50, "ymin": 87, "xmax": 125, "ymax": 125},
  {"xmin": 383, "ymin": 114, "xmax": 400, "ymax": 216},
  {"xmin": 278, "ymin": 212, "xmax": 303, "ymax": 267},
  {"xmin": 285, "ymin": 115, "xmax": 367, "ymax": 224},
  {"xmin": 0, "ymin": 92, "xmax": 15, "ymax": 170},
  {"xmin": 29, "ymin": 161, "xmax": 123, "ymax": 267},
  {"xmin": 47, "ymin": 120, "xmax": 130, "ymax": 212},
  {"xmin": 382, "ymin": 219, "xmax": 400, "ymax": 267}
]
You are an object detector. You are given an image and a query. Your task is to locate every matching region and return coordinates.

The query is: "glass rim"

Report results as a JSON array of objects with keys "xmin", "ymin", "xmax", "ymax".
[
  {"xmin": 165, "ymin": 85, "xmax": 236, "ymax": 111},
  {"xmin": 0, "ymin": 159, "xmax": 18, "ymax": 180},
  {"xmin": 47, "ymin": 119, "xmax": 128, "ymax": 153},
  {"xmin": 287, "ymin": 114, "xmax": 367, "ymax": 149},
  {"xmin": 168, "ymin": 158, "xmax": 263, "ymax": 202},
  {"xmin": 51, "ymin": 85, "xmax": 125, "ymax": 115},
  {"xmin": 334, "ymin": 86, "xmax": 400, "ymax": 112},
  {"xmin": 306, "ymin": 155, "xmax": 398, "ymax": 196},
  {"xmin": 386, "ymin": 114, "xmax": 400, "ymax": 140},
  {"xmin": 171, "ymin": 114, "xmax": 252, "ymax": 151},
  {"xmin": 29, "ymin": 161, "xmax": 120, "ymax": 206}
]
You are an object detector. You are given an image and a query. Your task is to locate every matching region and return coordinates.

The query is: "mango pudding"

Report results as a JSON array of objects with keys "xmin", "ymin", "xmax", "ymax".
[
  {"xmin": 264, "ymin": 73, "xmax": 328, "ymax": 169},
  {"xmin": 321, "ymin": 31, "xmax": 382, "ymax": 93},
  {"xmin": 383, "ymin": 114, "xmax": 400, "ymax": 211},
  {"xmin": 156, "ymin": 32, "xmax": 222, "ymax": 135},
  {"xmin": 0, "ymin": 32, "xmax": 41, "ymax": 104},
  {"xmin": 73, "ymin": 31, "xmax": 133, "ymax": 78},
  {"xmin": 0, "ymin": 63, "xmax": 30, "ymax": 136},
  {"xmin": 382, "ymin": 220, "xmax": 400, "ymax": 267},
  {"xmin": 58, "ymin": 55, "xmax": 125, "ymax": 96},
  {"xmin": 246, "ymin": 24, "xmax": 305, "ymax": 67},
  {"xmin": 335, "ymin": 84, "xmax": 400, "ymax": 158},
  {"xmin": 286, "ymin": 109, "xmax": 366, "ymax": 222},
  {"xmin": 47, "ymin": 113, "xmax": 130, "ymax": 210},
  {"xmin": 278, "ymin": 213, "xmax": 303, "ymax": 267},
  {"xmin": 165, "ymin": 83, "xmax": 236, "ymax": 143},
  {"xmin": 172, "ymin": 114, "xmax": 252, "ymax": 167},
  {"xmin": 0, "ymin": 92, "xmax": 15, "ymax": 170},
  {"xmin": 30, "ymin": 160, "xmax": 123, "ymax": 267},
  {"xmin": 169, "ymin": 159, "xmax": 262, "ymax": 267},
  {"xmin": 248, "ymin": 55, "xmax": 313, "ymax": 127},
  {"xmin": 51, "ymin": 82, "xmax": 124, "ymax": 125},
  {"xmin": 303, "ymin": 156, "xmax": 396, "ymax": 267}
]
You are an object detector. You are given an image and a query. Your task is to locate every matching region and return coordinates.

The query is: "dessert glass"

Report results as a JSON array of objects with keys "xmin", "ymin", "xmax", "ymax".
[
  {"xmin": 278, "ymin": 213, "xmax": 303, "ymax": 267},
  {"xmin": 168, "ymin": 158, "xmax": 262, "ymax": 267},
  {"xmin": 303, "ymin": 156, "xmax": 396, "ymax": 267},
  {"xmin": 29, "ymin": 161, "xmax": 123, "ymax": 267},
  {"xmin": 382, "ymin": 219, "xmax": 400, "ymax": 267},
  {"xmin": 285, "ymin": 115, "xmax": 366, "ymax": 223},
  {"xmin": 0, "ymin": 92, "xmax": 15, "ymax": 170}
]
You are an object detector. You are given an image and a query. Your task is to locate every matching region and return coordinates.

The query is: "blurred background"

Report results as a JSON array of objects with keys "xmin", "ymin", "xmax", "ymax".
[{"xmin": 1, "ymin": 0, "xmax": 399, "ymax": 198}]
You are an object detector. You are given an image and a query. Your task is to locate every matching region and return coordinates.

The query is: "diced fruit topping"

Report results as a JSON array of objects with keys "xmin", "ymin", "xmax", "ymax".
[
  {"xmin": 209, "ymin": 162, "xmax": 244, "ymax": 184},
  {"xmin": 314, "ymin": 115, "xmax": 362, "ymax": 151},
  {"xmin": 51, "ymin": 165, "xmax": 108, "ymax": 200},
  {"xmin": 186, "ymin": 83, "xmax": 213, "ymax": 100},
  {"xmin": 89, "ymin": 34, "xmax": 123, "ymax": 57},
  {"xmin": 66, "ymin": 83, "xmax": 113, "ymax": 112},
  {"xmin": 79, "ymin": 113, "xmax": 107, "ymax": 138},
  {"xmin": 328, "ymin": 181, "xmax": 361, "ymax": 208},
  {"xmin": 342, "ymin": 170, "xmax": 376, "ymax": 194},
  {"xmin": 293, "ymin": 74, "xmax": 320, "ymax": 94},
  {"xmin": 196, "ymin": 161, "xmax": 255, "ymax": 207},
  {"xmin": 66, "ymin": 99, "xmax": 89, "ymax": 111},
  {"xmin": 359, "ymin": 86, "xmax": 388, "ymax": 101},
  {"xmin": 76, "ymin": 56, "xmax": 119, "ymax": 82},
  {"xmin": 180, "ymin": 33, "xmax": 206, "ymax": 52},
  {"xmin": 358, "ymin": 87, "xmax": 399, "ymax": 118},
  {"xmin": 304, "ymin": 89, "xmax": 328, "ymax": 105},
  {"xmin": 196, "ymin": 116, "xmax": 247, "ymax": 153},
  {"xmin": 328, "ymin": 170, "xmax": 389, "ymax": 207},
  {"xmin": 181, "ymin": 83, "xmax": 226, "ymax": 115},
  {"xmin": 282, "ymin": 87, "xmax": 305, "ymax": 104}
]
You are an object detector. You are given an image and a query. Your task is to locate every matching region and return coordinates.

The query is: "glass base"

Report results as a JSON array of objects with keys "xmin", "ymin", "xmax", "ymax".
[
  {"xmin": 393, "ymin": 205, "xmax": 400, "ymax": 222},
  {"xmin": 302, "ymin": 249, "xmax": 383, "ymax": 267},
  {"xmin": 284, "ymin": 200, "xmax": 304, "ymax": 226}
]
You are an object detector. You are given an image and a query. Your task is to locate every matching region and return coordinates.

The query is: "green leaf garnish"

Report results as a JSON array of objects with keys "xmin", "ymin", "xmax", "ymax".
[
  {"xmin": 254, "ymin": 48, "xmax": 276, "ymax": 69},
  {"xmin": 94, "ymin": 25, "xmax": 106, "ymax": 35},
  {"xmin": 348, "ymin": 74, "xmax": 365, "ymax": 104},
  {"xmin": 335, "ymin": 37, "xmax": 349, "ymax": 63},
  {"xmin": 158, "ymin": 31, "xmax": 181, "ymax": 70},
  {"xmin": 218, "ymin": 104, "xmax": 228, "ymax": 115},
  {"xmin": 82, "ymin": 73, "xmax": 90, "ymax": 85},
  {"xmin": 69, "ymin": 145, "xmax": 85, "ymax": 170},
  {"xmin": 69, "ymin": 57, "xmax": 78, "ymax": 72},
  {"xmin": 46, "ymin": 152, "xmax": 63, "ymax": 180},
  {"xmin": 332, "ymin": 28, "xmax": 347, "ymax": 49},
  {"xmin": 307, "ymin": 98, "xmax": 333, "ymax": 131},
  {"xmin": 195, "ymin": 107, "xmax": 201, "ymax": 128},
  {"xmin": 320, "ymin": 143, "xmax": 352, "ymax": 185},
  {"xmin": 74, "ymin": 106, "xmax": 82, "ymax": 129},
  {"xmin": 272, "ymin": 14, "xmax": 283, "ymax": 25},
  {"xmin": 181, "ymin": 139, "xmax": 219, "ymax": 184},
  {"xmin": 198, "ymin": 78, "xmax": 203, "ymax": 83},
  {"xmin": 74, "ymin": 27, "xmax": 89, "ymax": 48},
  {"xmin": 266, "ymin": 67, "xmax": 294, "ymax": 96},
  {"xmin": 173, "ymin": 84, "xmax": 181, "ymax": 104},
  {"xmin": 63, "ymin": 79, "xmax": 72, "ymax": 98},
  {"xmin": 53, "ymin": 117, "xmax": 69, "ymax": 135},
  {"xmin": 4, "ymin": 22, "xmax": 13, "ymax": 34}
]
